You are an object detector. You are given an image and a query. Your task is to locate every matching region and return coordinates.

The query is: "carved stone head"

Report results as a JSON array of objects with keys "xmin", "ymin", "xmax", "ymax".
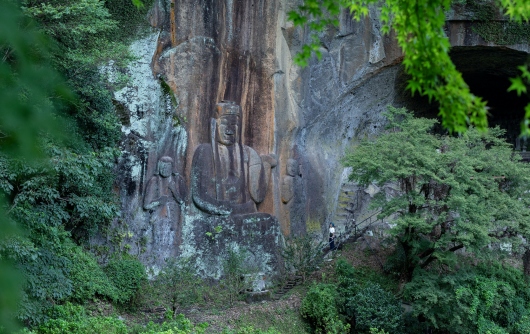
[
  {"xmin": 158, "ymin": 156, "xmax": 173, "ymax": 178},
  {"xmin": 215, "ymin": 101, "xmax": 241, "ymax": 146}
]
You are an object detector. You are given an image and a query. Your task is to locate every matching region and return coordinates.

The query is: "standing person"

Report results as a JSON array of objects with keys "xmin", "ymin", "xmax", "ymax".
[{"xmin": 329, "ymin": 222, "xmax": 336, "ymax": 251}]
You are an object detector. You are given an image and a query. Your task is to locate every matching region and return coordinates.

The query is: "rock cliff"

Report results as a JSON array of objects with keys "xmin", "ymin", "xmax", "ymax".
[{"xmin": 110, "ymin": 0, "xmax": 529, "ymax": 274}]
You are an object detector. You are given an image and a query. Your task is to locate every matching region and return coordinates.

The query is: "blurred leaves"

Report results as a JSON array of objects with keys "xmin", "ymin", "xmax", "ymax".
[
  {"xmin": 0, "ymin": 0, "xmax": 73, "ymax": 330},
  {"xmin": 288, "ymin": 0, "xmax": 530, "ymax": 134},
  {"xmin": 0, "ymin": 0, "xmax": 132, "ymax": 328},
  {"xmin": 0, "ymin": 1, "xmax": 72, "ymax": 160}
]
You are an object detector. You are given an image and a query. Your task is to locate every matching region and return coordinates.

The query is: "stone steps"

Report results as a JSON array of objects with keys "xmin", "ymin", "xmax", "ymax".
[{"xmin": 272, "ymin": 275, "xmax": 303, "ymax": 300}]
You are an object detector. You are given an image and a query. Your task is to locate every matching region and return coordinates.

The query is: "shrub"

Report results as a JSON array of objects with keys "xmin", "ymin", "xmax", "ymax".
[
  {"xmin": 134, "ymin": 313, "xmax": 208, "ymax": 334},
  {"xmin": 515, "ymin": 314, "xmax": 530, "ymax": 334},
  {"xmin": 336, "ymin": 258, "xmax": 397, "ymax": 293},
  {"xmin": 369, "ymin": 329, "xmax": 389, "ymax": 334},
  {"xmin": 221, "ymin": 327, "xmax": 282, "ymax": 334},
  {"xmin": 352, "ymin": 283, "xmax": 403, "ymax": 333},
  {"xmin": 300, "ymin": 283, "xmax": 349, "ymax": 334},
  {"xmin": 158, "ymin": 257, "xmax": 203, "ymax": 315},
  {"xmin": 37, "ymin": 303, "xmax": 127, "ymax": 334},
  {"xmin": 221, "ymin": 247, "xmax": 255, "ymax": 306},
  {"xmin": 280, "ymin": 235, "xmax": 324, "ymax": 282},
  {"xmin": 104, "ymin": 256, "xmax": 146, "ymax": 304},
  {"xmin": 66, "ymin": 243, "xmax": 118, "ymax": 302},
  {"xmin": 335, "ymin": 259, "xmax": 401, "ymax": 330},
  {"xmin": 404, "ymin": 263, "xmax": 530, "ymax": 333},
  {"xmin": 335, "ymin": 260, "xmax": 359, "ymax": 320}
]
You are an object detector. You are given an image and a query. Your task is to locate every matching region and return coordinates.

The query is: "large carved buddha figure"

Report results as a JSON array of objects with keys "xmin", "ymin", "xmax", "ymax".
[{"xmin": 191, "ymin": 101, "xmax": 274, "ymax": 217}]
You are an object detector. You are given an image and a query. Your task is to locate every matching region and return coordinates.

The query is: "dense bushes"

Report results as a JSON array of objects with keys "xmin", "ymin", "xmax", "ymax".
[
  {"xmin": 300, "ymin": 283, "xmax": 348, "ymax": 333},
  {"xmin": 301, "ymin": 259, "xmax": 402, "ymax": 333},
  {"xmin": 301, "ymin": 257, "xmax": 530, "ymax": 333},
  {"xmin": 37, "ymin": 303, "xmax": 127, "ymax": 334},
  {"xmin": 105, "ymin": 257, "xmax": 147, "ymax": 305},
  {"xmin": 11, "ymin": 239, "xmax": 140, "ymax": 325},
  {"xmin": 353, "ymin": 284, "xmax": 402, "ymax": 333},
  {"xmin": 67, "ymin": 244, "xmax": 119, "ymax": 302},
  {"xmin": 404, "ymin": 263, "xmax": 530, "ymax": 334},
  {"xmin": 130, "ymin": 313, "xmax": 208, "ymax": 334},
  {"xmin": 25, "ymin": 304, "xmax": 209, "ymax": 334}
]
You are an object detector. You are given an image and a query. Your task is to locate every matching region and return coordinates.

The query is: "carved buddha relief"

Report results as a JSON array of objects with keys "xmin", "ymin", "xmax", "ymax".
[{"xmin": 191, "ymin": 101, "xmax": 276, "ymax": 217}]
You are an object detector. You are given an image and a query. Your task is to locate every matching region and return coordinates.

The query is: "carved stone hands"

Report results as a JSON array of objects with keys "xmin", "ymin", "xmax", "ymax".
[{"xmin": 261, "ymin": 154, "xmax": 277, "ymax": 169}]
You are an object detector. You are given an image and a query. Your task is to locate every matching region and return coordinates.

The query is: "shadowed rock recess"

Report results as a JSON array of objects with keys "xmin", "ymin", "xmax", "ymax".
[{"xmin": 109, "ymin": 0, "xmax": 530, "ymax": 277}]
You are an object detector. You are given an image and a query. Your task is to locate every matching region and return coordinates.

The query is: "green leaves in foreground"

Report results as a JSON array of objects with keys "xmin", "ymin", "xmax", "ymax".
[
  {"xmin": 288, "ymin": 0, "xmax": 530, "ymax": 134},
  {"xmin": 0, "ymin": 1, "xmax": 73, "ymax": 331}
]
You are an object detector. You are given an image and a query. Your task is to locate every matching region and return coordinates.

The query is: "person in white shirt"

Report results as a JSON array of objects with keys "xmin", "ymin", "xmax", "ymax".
[{"xmin": 329, "ymin": 222, "xmax": 336, "ymax": 250}]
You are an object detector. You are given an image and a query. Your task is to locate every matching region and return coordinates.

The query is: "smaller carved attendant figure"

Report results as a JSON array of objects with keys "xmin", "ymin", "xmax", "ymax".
[
  {"xmin": 329, "ymin": 222, "xmax": 336, "ymax": 251},
  {"xmin": 143, "ymin": 156, "xmax": 186, "ymax": 219},
  {"xmin": 281, "ymin": 158, "xmax": 299, "ymax": 204}
]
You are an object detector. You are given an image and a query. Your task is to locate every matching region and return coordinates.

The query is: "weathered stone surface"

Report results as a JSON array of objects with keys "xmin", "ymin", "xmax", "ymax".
[
  {"xmin": 108, "ymin": 1, "xmax": 530, "ymax": 277},
  {"xmin": 186, "ymin": 101, "xmax": 281, "ymax": 278}
]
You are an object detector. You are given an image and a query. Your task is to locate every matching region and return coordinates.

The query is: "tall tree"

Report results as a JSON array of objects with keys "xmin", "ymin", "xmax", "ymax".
[{"xmin": 343, "ymin": 107, "xmax": 530, "ymax": 280}]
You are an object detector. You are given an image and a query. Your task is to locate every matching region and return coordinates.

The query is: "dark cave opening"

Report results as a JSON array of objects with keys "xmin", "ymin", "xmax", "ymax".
[{"xmin": 395, "ymin": 46, "xmax": 530, "ymax": 147}]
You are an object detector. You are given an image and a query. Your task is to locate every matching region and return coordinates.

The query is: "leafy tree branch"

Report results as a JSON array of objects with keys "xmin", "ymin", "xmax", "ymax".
[{"xmin": 289, "ymin": 0, "xmax": 530, "ymax": 134}]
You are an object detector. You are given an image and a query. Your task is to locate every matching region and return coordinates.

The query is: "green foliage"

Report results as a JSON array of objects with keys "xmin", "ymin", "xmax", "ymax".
[
  {"xmin": 335, "ymin": 259, "xmax": 402, "ymax": 333},
  {"xmin": 132, "ymin": 313, "xmax": 208, "ymax": 334},
  {"xmin": 369, "ymin": 329, "xmax": 389, "ymax": 334},
  {"xmin": 289, "ymin": 0, "xmax": 530, "ymax": 134},
  {"xmin": 336, "ymin": 258, "xmax": 398, "ymax": 293},
  {"xmin": 221, "ymin": 247, "xmax": 255, "ymax": 306},
  {"xmin": 300, "ymin": 283, "xmax": 350, "ymax": 334},
  {"xmin": 3, "ymin": 236, "xmax": 117, "ymax": 325},
  {"xmin": 509, "ymin": 65, "xmax": 530, "ymax": 135},
  {"xmin": 21, "ymin": 0, "xmax": 126, "ymax": 151},
  {"xmin": 343, "ymin": 107, "xmax": 530, "ymax": 280},
  {"xmin": 17, "ymin": 246, "xmax": 73, "ymax": 326},
  {"xmin": 0, "ymin": 2, "xmax": 72, "ymax": 160},
  {"xmin": 0, "ymin": 0, "xmax": 143, "ymax": 326},
  {"xmin": 22, "ymin": 0, "xmax": 118, "ymax": 52},
  {"xmin": 0, "ymin": 143, "xmax": 119, "ymax": 323},
  {"xmin": 0, "ymin": 0, "xmax": 75, "ymax": 328},
  {"xmin": 221, "ymin": 305, "xmax": 309, "ymax": 334},
  {"xmin": 221, "ymin": 327, "xmax": 282, "ymax": 334},
  {"xmin": 404, "ymin": 262, "xmax": 530, "ymax": 333},
  {"xmin": 67, "ymin": 244, "xmax": 118, "ymax": 302},
  {"xmin": 280, "ymin": 235, "xmax": 325, "ymax": 282},
  {"xmin": 37, "ymin": 303, "xmax": 127, "ymax": 334},
  {"xmin": 106, "ymin": 0, "xmax": 154, "ymax": 42},
  {"xmin": 515, "ymin": 314, "xmax": 530, "ymax": 334},
  {"xmin": 158, "ymin": 257, "xmax": 203, "ymax": 315},
  {"xmin": 104, "ymin": 257, "xmax": 147, "ymax": 305},
  {"xmin": 1, "ymin": 0, "xmax": 149, "ymax": 329},
  {"xmin": 352, "ymin": 284, "xmax": 403, "ymax": 333}
]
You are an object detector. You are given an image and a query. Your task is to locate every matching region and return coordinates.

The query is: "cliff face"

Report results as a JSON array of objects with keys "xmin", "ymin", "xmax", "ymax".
[{"xmin": 111, "ymin": 0, "xmax": 528, "ymax": 272}]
